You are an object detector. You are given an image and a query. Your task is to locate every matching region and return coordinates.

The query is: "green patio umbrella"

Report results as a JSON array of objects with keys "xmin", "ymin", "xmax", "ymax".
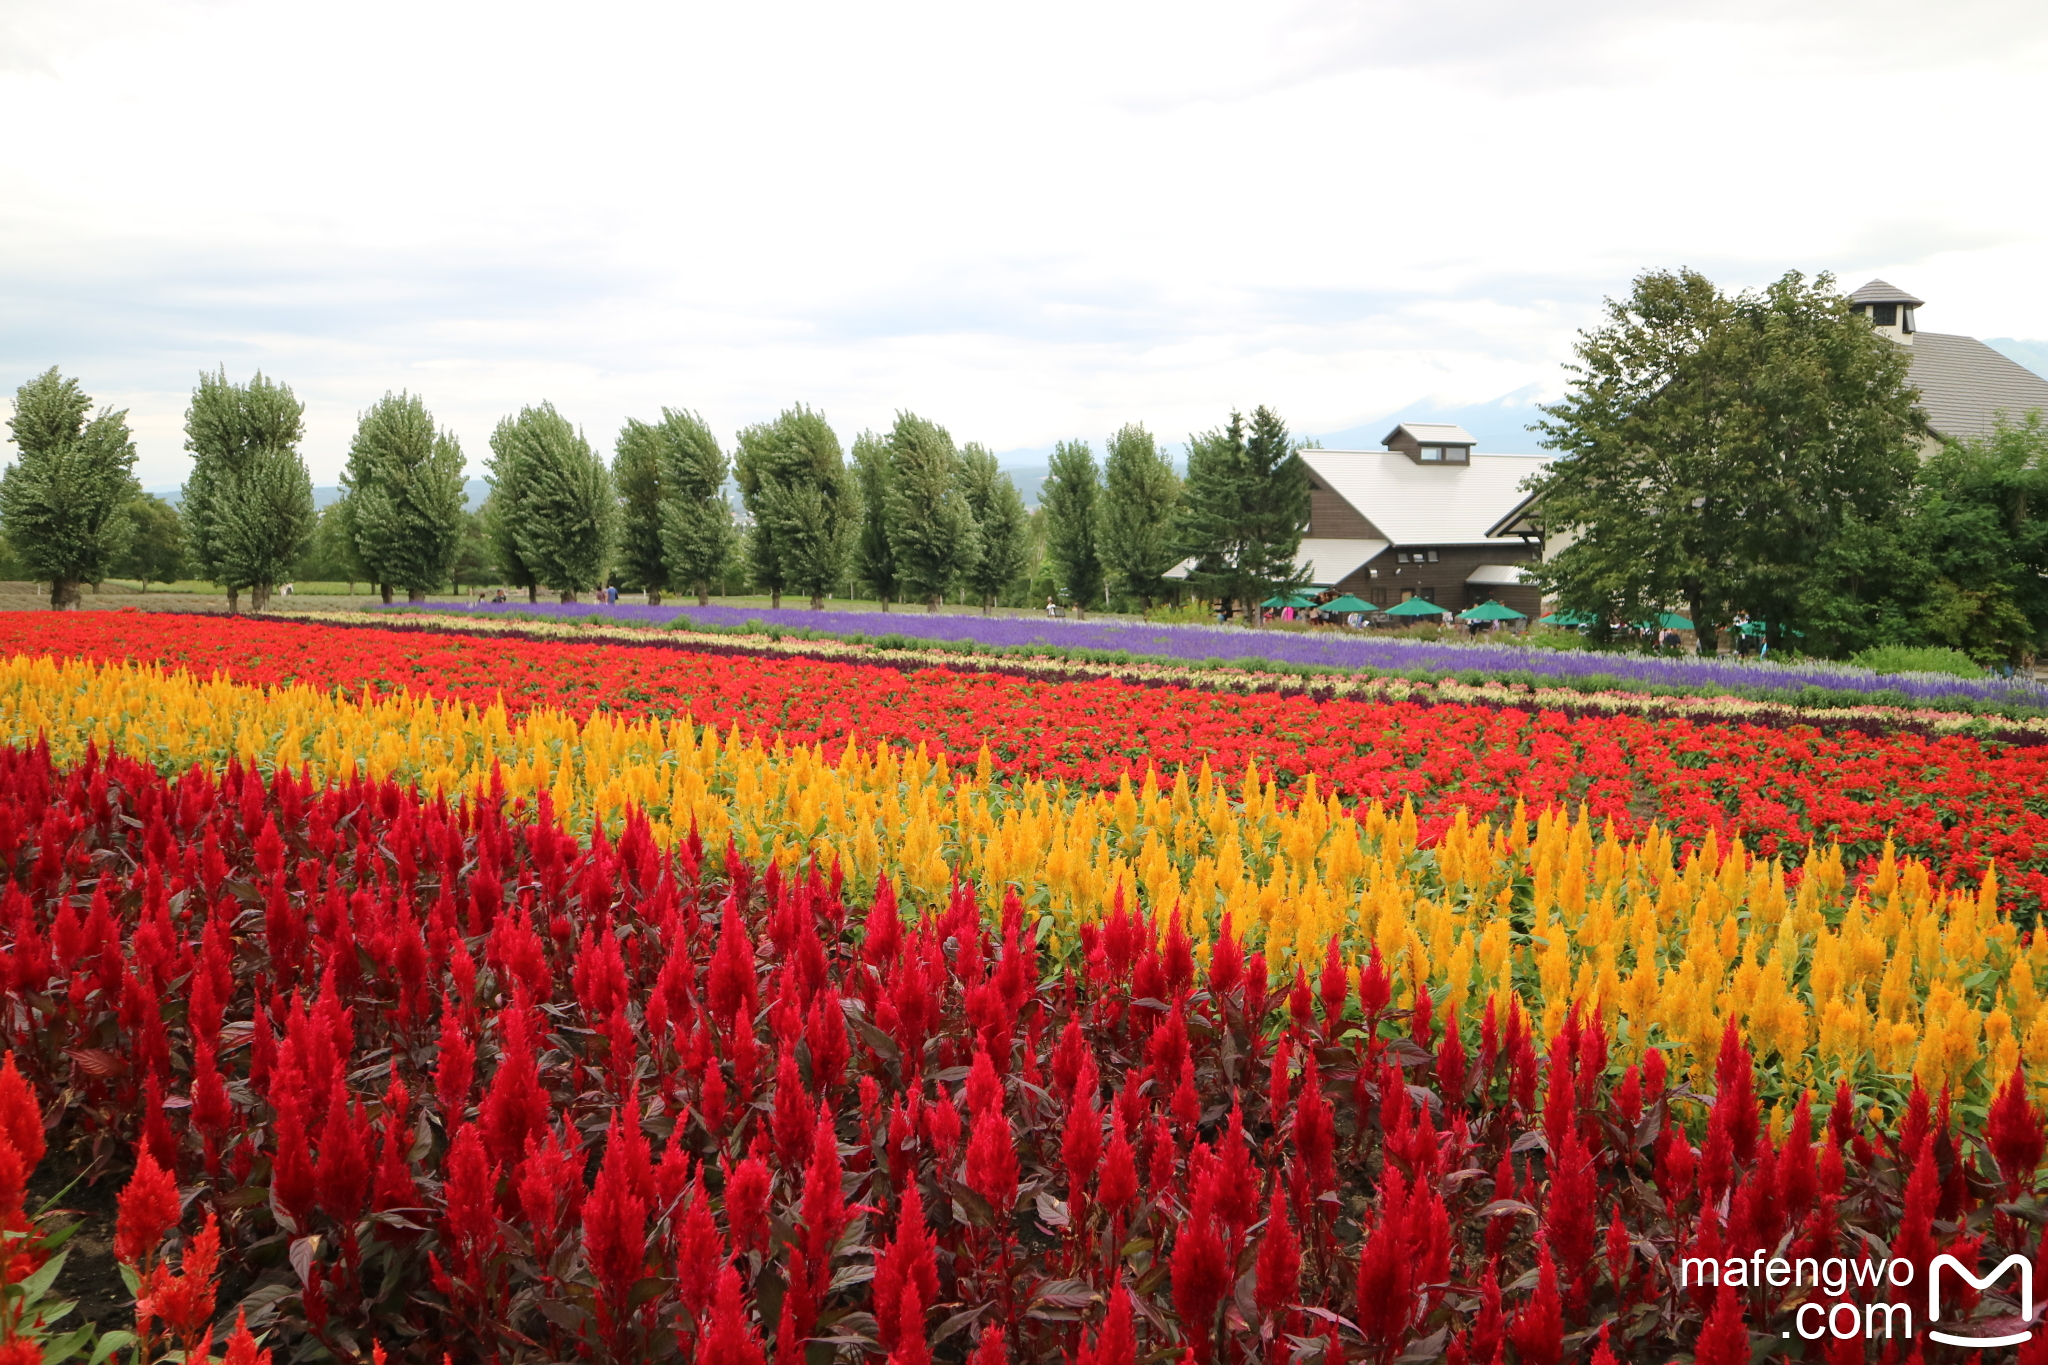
[
  {"xmin": 1460, "ymin": 600, "xmax": 1527, "ymax": 621},
  {"xmin": 1636, "ymin": 612, "xmax": 1694, "ymax": 631},
  {"xmin": 1383, "ymin": 597, "xmax": 1449, "ymax": 617},
  {"xmin": 1320, "ymin": 594, "xmax": 1375, "ymax": 614},
  {"xmin": 1261, "ymin": 593, "xmax": 1314, "ymax": 610},
  {"xmin": 1538, "ymin": 610, "xmax": 1595, "ymax": 627}
]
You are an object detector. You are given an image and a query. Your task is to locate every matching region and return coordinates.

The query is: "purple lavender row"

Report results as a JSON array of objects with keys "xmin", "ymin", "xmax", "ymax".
[{"xmin": 377, "ymin": 600, "xmax": 2048, "ymax": 710}]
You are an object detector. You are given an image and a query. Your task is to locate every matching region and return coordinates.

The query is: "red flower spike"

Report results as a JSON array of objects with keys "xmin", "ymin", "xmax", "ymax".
[
  {"xmin": 1171, "ymin": 1173, "xmax": 1230, "ymax": 1363},
  {"xmin": 965, "ymin": 1106, "xmax": 1019, "ymax": 1214},
  {"xmin": 1988, "ymin": 1066, "xmax": 2046, "ymax": 1197},
  {"xmin": 698, "ymin": 1261, "xmax": 767, "ymax": 1365},
  {"xmin": 1692, "ymin": 1283, "xmax": 1748, "ymax": 1365},
  {"xmin": 1099, "ymin": 1115, "xmax": 1138, "ymax": 1215},
  {"xmin": 0, "ymin": 1054, "xmax": 44, "ymax": 1171},
  {"xmin": 1505, "ymin": 1242, "xmax": 1562, "ymax": 1365},
  {"xmin": 1253, "ymin": 1184, "xmax": 1299, "ymax": 1321},
  {"xmin": 968, "ymin": 1323, "xmax": 1009, "ymax": 1365},
  {"xmin": 1081, "ymin": 1280, "xmax": 1136, "ymax": 1365},
  {"xmin": 114, "ymin": 1147, "xmax": 181, "ymax": 1266},
  {"xmin": 220, "ymin": 1310, "xmax": 273, "ymax": 1365}
]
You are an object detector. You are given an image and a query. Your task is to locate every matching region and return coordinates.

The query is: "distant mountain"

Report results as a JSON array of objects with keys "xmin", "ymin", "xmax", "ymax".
[
  {"xmin": 142, "ymin": 480, "xmax": 492, "ymax": 512},
  {"xmin": 1315, "ymin": 382, "xmax": 1551, "ymax": 456},
  {"xmin": 1985, "ymin": 339, "xmax": 2048, "ymax": 381}
]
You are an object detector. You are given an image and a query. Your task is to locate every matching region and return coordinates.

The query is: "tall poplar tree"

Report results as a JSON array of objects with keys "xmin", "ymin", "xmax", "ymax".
[
  {"xmin": 182, "ymin": 368, "xmax": 314, "ymax": 612},
  {"xmin": 644, "ymin": 409, "xmax": 736, "ymax": 606},
  {"xmin": 851, "ymin": 431, "xmax": 899, "ymax": 609},
  {"xmin": 1098, "ymin": 422, "xmax": 1183, "ymax": 610},
  {"xmin": 1041, "ymin": 439, "xmax": 1104, "ymax": 617},
  {"xmin": 734, "ymin": 405, "xmax": 854, "ymax": 609},
  {"xmin": 485, "ymin": 404, "xmax": 616, "ymax": 601},
  {"xmin": 959, "ymin": 443, "xmax": 1029, "ymax": 613},
  {"xmin": 342, "ymin": 392, "xmax": 467, "ymax": 602},
  {"xmin": 884, "ymin": 412, "xmax": 978, "ymax": 611},
  {"xmin": 1, "ymin": 368, "xmax": 138, "ymax": 608},
  {"xmin": 1173, "ymin": 406, "xmax": 1309, "ymax": 621},
  {"xmin": 613, "ymin": 418, "xmax": 669, "ymax": 601}
]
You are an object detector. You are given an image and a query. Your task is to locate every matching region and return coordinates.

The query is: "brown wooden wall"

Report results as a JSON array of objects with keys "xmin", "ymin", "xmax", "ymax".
[
  {"xmin": 1331, "ymin": 541, "xmax": 1543, "ymax": 618},
  {"xmin": 1309, "ymin": 487, "xmax": 1383, "ymax": 540}
]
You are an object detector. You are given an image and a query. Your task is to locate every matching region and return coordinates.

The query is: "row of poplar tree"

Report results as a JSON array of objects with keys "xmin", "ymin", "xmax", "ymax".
[{"xmin": 3, "ymin": 365, "xmax": 1313, "ymax": 615}]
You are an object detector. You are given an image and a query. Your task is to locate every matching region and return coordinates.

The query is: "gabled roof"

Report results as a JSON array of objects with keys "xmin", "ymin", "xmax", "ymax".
[
  {"xmin": 1849, "ymin": 279, "xmax": 1925, "ymax": 308},
  {"xmin": 1909, "ymin": 333, "xmax": 2048, "ymax": 440},
  {"xmin": 1381, "ymin": 422, "xmax": 1477, "ymax": 447},
  {"xmin": 1299, "ymin": 448, "xmax": 1550, "ymax": 546},
  {"xmin": 1295, "ymin": 538, "xmax": 1390, "ymax": 587}
]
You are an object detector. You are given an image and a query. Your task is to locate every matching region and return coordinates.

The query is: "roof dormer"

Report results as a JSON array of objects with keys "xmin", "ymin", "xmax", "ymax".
[
  {"xmin": 1848, "ymin": 279, "xmax": 1924, "ymax": 344},
  {"xmin": 1382, "ymin": 422, "xmax": 1475, "ymax": 466}
]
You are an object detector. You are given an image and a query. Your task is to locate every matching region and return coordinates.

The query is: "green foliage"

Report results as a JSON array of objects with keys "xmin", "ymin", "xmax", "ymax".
[
  {"xmin": 1098, "ymin": 422, "xmax": 1183, "ymax": 609},
  {"xmin": 298, "ymin": 500, "xmax": 371, "ymax": 589},
  {"xmin": 449, "ymin": 509, "xmax": 493, "ymax": 594},
  {"xmin": 1042, "ymin": 439, "xmax": 1104, "ymax": 615},
  {"xmin": 631, "ymin": 408, "xmax": 736, "ymax": 606},
  {"xmin": 1173, "ymin": 406, "xmax": 1309, "ymax": 617},
  {"xmin": 1847, "ymin": 644, "xmax": 1986, "ymax": 678},
  {"xmin": 181, "ymin": 367, "xmax": 314, "ymax": 610},
  {"xmin": 735, "ymin": 406, "xmax": 854, "ymax": 608},
  {"xmin": 486, "ymin": 404, "xmax": 617, "ymax": 601},
  {"xmin": 884, "ymin": 412, "xmax": 978, "ymax": 609},
  {"xmin": 958, "ymin": 443, "xmax": 1029, "ymax": 611},
  {"xmin": 343, "ymin": 391, "xmax": 467, "ymax": 600},
  {"xmin": 612, "ymin": 418, "xmax": 669, "ymax": 598},
  {"xmin": 1, "ymin": 368, "xmax": 139, "ymax": 607},
  {"xmin": 1527, "ymin": 269, "xmax": 1924, "ymax": 655},
  {"xmin": 111, "ymin": 493, "xmax": 184, "ymax": 588},
  {"xmin": 851, "ymin": 431, "xmax": 899, "ymax": 607}
]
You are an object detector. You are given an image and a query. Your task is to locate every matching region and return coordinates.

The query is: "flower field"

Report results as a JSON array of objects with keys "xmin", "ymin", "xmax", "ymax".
[{"xmin": 1, "ymin": 610, "xmax": 2047, "ymax": 1362}]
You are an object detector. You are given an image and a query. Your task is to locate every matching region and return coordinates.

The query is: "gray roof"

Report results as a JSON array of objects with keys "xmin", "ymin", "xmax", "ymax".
[
  {"xmin": 1849, "ymin": 279, "xmax": 1925, "ymax": 308},
  {"xmin": 1909, "ymin": 333, "xmax": 2048, "ymax": 440},
  {"xmin": 1382, "ymin": 422, "xmax": 1477, "ymax": 447}
]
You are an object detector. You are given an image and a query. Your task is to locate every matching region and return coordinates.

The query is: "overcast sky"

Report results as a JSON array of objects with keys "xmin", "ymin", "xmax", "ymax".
[{"xmin": 5, "ymin": 0, "xmax": 2048, "ymax": 486}]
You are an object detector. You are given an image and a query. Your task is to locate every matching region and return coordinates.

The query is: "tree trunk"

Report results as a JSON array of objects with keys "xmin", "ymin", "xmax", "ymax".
[
  {"xmin": 927, "ymin": 595, "xmax": 940, "ymax": 612},
  {"xmin": 251, "ymin": 584, "xmax": 271, "ymax": 612},
  {"xmin": 1689, "ymin": 593, "xmax": 1716, "ymax": 656},
  {"xmin": 49, "ymin": 579, "xmax": 79, "ymax": 610},
  {"xmin": 982, "ymin": 595, "xmax": 993, "ymax": 616},
  {"xmin": 227, "ymin": 586, "xmax": 240, "ymax": 615},
  {"xmin": 881, "ymin": 596, "xmax": 891, "ymax": 612},
  {"xmin": 560, "ymin": 590, "xmax": 577, "ymax": 603},
  {"xmin": 527, "ymin": 585, "xmax": 539, "ymax": 603},
  {"xmin": 647, "ymin": 589, "xmax": 663, "ymax": 606},
  {"xmin": 408, "ymin": 589, "xmax": 427, "ymax": 603},
  {"xmin": 811, "ymin": 593, "xmax": 825, "ymax": 609},
  {"xmin": 770, "ymin": 588, "xmax": 782, "ymax": 610},
  {"xmin": 696, "ymin": 583, "xmax": 710, "ymax": 607},
  {"xmin": 380, "ymin": 583, "xmax": 393, "ymax": 604}
]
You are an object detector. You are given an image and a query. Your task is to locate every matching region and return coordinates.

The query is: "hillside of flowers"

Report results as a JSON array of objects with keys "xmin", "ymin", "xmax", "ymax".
[{"xmin": 0, "ymin": 611, "xmax": 2046, "ymax": 1361}]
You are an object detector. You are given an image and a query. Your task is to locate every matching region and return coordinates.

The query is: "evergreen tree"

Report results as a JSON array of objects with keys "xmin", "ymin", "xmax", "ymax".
[
  {"xmin": 884, "ymin": 412, "xmax": 978, "ymax": 611},
  {"xmin": 851, "ymin": 431, "xmax": 899, "ymax": 609},
  {"xmin": 735, "ymin": 405, "xmax": 854, "ymax": 608},
  {"xmin": 342, "ymin": 392, "xmax": 467, "ymax": 602},
  {"xmin": 300, "ymin": 500, "xmax": 371, "ymax": 594},
  {"xmin": 1098, "ymin": 422, "xmax": 1183, "ymax": 610},
  {"xmin": 1, "ymin": 368, "xmax": 138, "ymax": 608},
  {"xmin": 113, "ymin": 493, "xmax": 184, "ymax": 590},
  {"xmin": 182, "ymin": 368, "xmax": 314, "ymax": 612},
  {"xmin": 646, "ymin": 409, "xmax": 736, "ymax": 607},
  {"xmin": 613, "ymin": 418, "xmax": 669, "ymax": 601},
  {"xmin": 1174, "ymin": 406, "xmax": 1309, "ymax": 622},
  {"xmin": 1042, "ymin": 439, "xmax": 1104, "ymax": 617},
  {"xmin": 486, "ymin": 404, "xmax": 616, "ymax": 602},
  {"xmin": 959, "ymin": 443, "xmax": 1029, "ymax": 613}
]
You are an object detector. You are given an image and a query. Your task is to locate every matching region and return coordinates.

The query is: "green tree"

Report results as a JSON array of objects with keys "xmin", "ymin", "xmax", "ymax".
[
  {"xmin": 1174, "ymin": 406, "xmax": 1309, "ymax": 622},
  {"xmin": 1527, "ymin": 269, "xmax": 1924, "ymax": 655},
  {"xmin": 734, "ymin": 405, "xmax": 854, "ymax": 608},
  {"xmin": 851, "ymin": 431, "xmax": 899, "ymax": 609},
  {"xmin": 642, "ymin": 409, "xmax": 736, "ymax": 607},
  {"xmin": 342, "ymin": 392, "xmax": 467, "ymax": 602},
  {"xmin": 1895, "ymin": 413, "xmax": 2048, "ymax": 664},
  {"xmin": 182, "ymin": 368, "xmax": 314, "ymax": 612},
  {"xmin": 113, "ymin": 493, "xmax": 184, "ymax": 590},
  {"xmin": 449, "ymin": 510, "xmax": 494, "ymax": 596},
  {"xmin": 485, "ymin": 404, "xmax": 617, "ymax": 602},
  {"xmin": 0, "ymin": 368, "xmax": 138, "ymax": 608},
  {"xmin": 1098, "ymin": 422, "xmax": 1183, "ymax": 611},
  {"xmin": 1042, "ymin": 439, "xmax": 1104, "ymax": 617},
  {"xmin": 959, "ymin": 443, "xmax": 1029, "ymax": 613},
  {"xmin": 299, "ymin": 500, "xmax": 371, "ymax": 592},
  {"xmin": 613, "ymin": 418, "xmax": 669, "ymax": 601},
  {"xmin": 884, "ymin": 412, "xmax": 978, "ymax": 611}
]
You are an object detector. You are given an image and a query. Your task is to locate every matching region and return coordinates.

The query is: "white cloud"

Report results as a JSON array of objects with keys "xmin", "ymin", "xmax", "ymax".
[{"xmin": 2, "ymin": 0, "xmax": 2045, "ymax": 484}]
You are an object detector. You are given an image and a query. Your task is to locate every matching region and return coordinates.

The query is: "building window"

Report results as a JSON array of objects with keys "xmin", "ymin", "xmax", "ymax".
[
  {"xmin": 1426, "ymin": 549, "xmax": 1439, "ymax": 563},
  {"xmin": 1443, "ymin": 447, "xmax": 1469, "ymax": 464},
  {"xmin": 1418, "ymin": 446, "xmax": 1443, "ymax": 462},
  {"xmin": 1902, "ymin": 307, "xmax": 1916, "ymax": 334},
  {"xmin": 1872, "ymin": 303, "xmax": 1898, "ymax": 326}
]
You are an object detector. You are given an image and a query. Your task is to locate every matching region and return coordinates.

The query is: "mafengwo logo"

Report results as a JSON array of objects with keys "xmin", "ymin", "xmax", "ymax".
[{"xmin": 1679, "ymin": 1251, "xmax": 2034, "ymax": 1347}]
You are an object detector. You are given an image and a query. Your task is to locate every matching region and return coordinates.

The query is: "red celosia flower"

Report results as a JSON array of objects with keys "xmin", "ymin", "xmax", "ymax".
[
  {"xmin": 1353, "ymin": 1167, "xmax": 1413, "ymax": 1352},
  {"xmin": 969, "ymin": 1323, "xmax": 1009, "ymax": 1365},
  {"xmin": 1691, "ymin": 1282, "xmax": 1748, "ymax": 1365},
  {"xmin": 1544, "ymin": 1128, "xmax": 1598, "ymax": 1283},
  {"xmin": 1099, "ymin": 1115, "xmax": 1138, "ymax": 1215},
  {"xmin": 1988, "ymin": 1066, "xmax": 2046, "ymax": 1197},
  {"xmin": 1506, "ymin": 1242, "xmax": 1562, "ymax": 1365},
  {"xmin": 724, "ymin": 1149, "xmax": 771, "ymax": 1255},
  {"xmin": 1063, "ymin": 1093, "xmax": 1102, "ymax": 1210},
  {"xmin": 220, "ymin": 1310, "xmax": 273, "ymax": 1365},
  {"xmin": 0, "ymin": 1054, "xmax": 44, "ymax": 1173},
  {"xmin": 800, "ymin": 1114, "xmax": 846, "ymax": 1274},
  {"xmin": 1292, "ymin": 1056, "xmax": 1335, "ymax": 1194},
  {"xmin": 1253, "ymin": 1185, "xmax": 1299, "ymax": 1321},
  {"xmin": 114, "ymin": 1148, "xmax": 181, "ymax": 1266},
  {"xmin": 1172, "ymin": 1167, "xmax": 1230, "ymax": 1362},
  {"xmin": 1080, "ymin": 1280, "xmax": 1135, "ymax": 1365},
  {"xmin": 582, "ymin": 1108, "xmax": 649, "ymax": 1330},
  {"xmin": 698, "ymin": 1261, "xmax": 767, "ymax": 1365},
  {"xmin": 965, "ymin": 1106, "xmax": 1019, "ymax": 1213}
]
